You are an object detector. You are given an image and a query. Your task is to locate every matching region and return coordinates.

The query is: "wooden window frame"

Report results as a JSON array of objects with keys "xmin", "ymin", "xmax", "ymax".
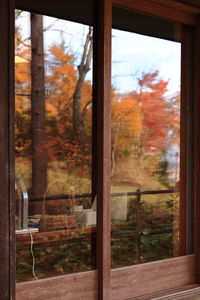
[
  {"xmin": 1, "ymin": 0, "xmax": 200, "ymax": 299},
  {"xmin": 0, "ymin": 0, "xmax": 15, "ymax": 299}
]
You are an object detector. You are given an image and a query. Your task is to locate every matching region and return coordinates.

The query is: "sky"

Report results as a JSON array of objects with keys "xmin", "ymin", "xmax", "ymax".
[
  {"xmin": 112, "ymin": 29, "xmax": 181, "ymax": 94},
  {"xmin": 16, "ymin": 11, "xmax": 181, "ymax": 95}
]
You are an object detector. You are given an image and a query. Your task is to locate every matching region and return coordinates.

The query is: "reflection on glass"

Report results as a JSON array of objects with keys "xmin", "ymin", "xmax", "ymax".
[
  {"xmin": 111, "ymin": 28, "xmax": 181, "ymax": 267},
  {"xmin": 15, "ymin": 11, "xmax": 95, "ymax": 282}
]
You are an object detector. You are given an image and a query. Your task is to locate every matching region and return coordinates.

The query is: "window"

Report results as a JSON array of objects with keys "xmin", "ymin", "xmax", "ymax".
[
  {"xmin": 111, "ymin": 27, "xmax": 181, "ymax": 267},
  {"xmin": 15, "ymin": 11, "xmax": 95, "ymax": 282},
  {"xmin": 1, "ymin": 0, "xmax": 200, "ymax": 299}
]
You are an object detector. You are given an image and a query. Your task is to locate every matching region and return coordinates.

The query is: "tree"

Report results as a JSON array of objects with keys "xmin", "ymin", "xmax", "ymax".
[
  {"xmin": 111, "ymin": 96, "xmax": 142, "ymax": 177},
  {"xmin": 15, "ymin": 23, "xmax": 94, "ymax": 191},
  {"xmin": 132, "ymin": 72, "xmax": 171, "ymax": 187},
  {"xmin": 44, "ymin": 39, "xmax": 93, "ymax": 175},
  {"xmin": 111, "ymin": 71, "xmax": 179, "ymax": 188},
  {"xmin": 137, "ymin": 71, "xmax": 169, "ymax": 152},
  {"xmin": 15, "ymin": 12, "xmax": 31, "ymax": 156},
  {"xmin": 30, "ymin": 13, "xmax": 47, "ymax": 198},
  {"xmin": 72, "ymin": 27, "xmax": 93, "ymax": 153},
  {"xmin": 15, "ymin": 48, "xmax": 31, "ymax": 155}
]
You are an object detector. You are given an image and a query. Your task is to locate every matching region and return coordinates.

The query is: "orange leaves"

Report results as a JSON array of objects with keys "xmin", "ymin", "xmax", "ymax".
[
  {"xmin": 45, "ymin": 103, "xmax": 58, "ymax": 120},
  {"xmin": 111, "ymin": 70, "xmax": 175, "ymax": 158},
  {"xmin": 44, "ymin": 43, "xmax": 93, "ymax": 169},
  {"xmin": 112, "ymin": 97, "xmax": 142, "ymax": 137},
  {"xmin": 47, "ymin": 45, "xmax": 76, "ymax": 82},
  {"xmin": 111, "ymin": 70, "xmax": 174, "ymax": 155},
  {"xmin": 111, "ymin": 71, "xmax": 180, "ymax": 184},
  {"xmin": 111, "ymin": 71, "xmax": 181, "ymax": 188},
  {"xmin": 49, "ymin": 45, "xmax": 73, "ymax": 63},
  {"xmin": 46, "ymin": 44, "xmax": 77, "ymax": 109}
]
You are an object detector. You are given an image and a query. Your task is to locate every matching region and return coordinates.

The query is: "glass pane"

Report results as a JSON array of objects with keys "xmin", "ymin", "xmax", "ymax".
[
  {"xmin": 111, "ymin": 28, "xmax": 181, "ymax": 267},
  {"xmin": 15, "ymin": 11, "xmax": 95, "ymax": 282}
]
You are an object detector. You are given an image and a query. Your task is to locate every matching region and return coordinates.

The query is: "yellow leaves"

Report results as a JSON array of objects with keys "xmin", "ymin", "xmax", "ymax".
[
  {"xmin": 15, "ymin": 56, "xmax": 29, "ymax": 64},
  {"xmin": 112, "ymin": 97, "xmax": 142, "ymax": 137},
  {"xmin": 111, "ymin": 97, "xmax": 142, "ymax": 163},
  {"xmin": 15, "ymin": 47, "xmax": 31, "ymax": 89}
]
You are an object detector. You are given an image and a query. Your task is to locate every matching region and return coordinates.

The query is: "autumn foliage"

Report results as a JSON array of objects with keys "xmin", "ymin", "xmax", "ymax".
[
  {"xmin": 111, "ymin": 71, "xmax": 179, "ymax": 187},
  {"xmin": 15, "ymin": 30, "xmax": 180, "ymax": 191}
]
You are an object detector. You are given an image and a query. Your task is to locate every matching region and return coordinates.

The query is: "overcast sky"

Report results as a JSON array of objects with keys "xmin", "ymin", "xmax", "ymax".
[{"xmin": 112, "ymin": 29, "xmax": 181, "ymax": 94}]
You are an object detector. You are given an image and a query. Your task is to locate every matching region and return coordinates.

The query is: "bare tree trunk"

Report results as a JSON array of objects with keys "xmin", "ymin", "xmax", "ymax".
[
  {"xmin": 111, "ymin": 125, "xmax": 119, "ymax": 178},
  {"xmin": 72, "ymin": 27, "xmax": 93, "ymax": 151},
  {"xmin": 31, "ymin": 13, "xmax": 47, "ymax": 201}
]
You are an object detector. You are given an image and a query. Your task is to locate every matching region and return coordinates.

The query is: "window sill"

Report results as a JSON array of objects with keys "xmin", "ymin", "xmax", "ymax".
[{"xmin": 128, "ymin": 284, "xmax": 200, "ymax": 300}]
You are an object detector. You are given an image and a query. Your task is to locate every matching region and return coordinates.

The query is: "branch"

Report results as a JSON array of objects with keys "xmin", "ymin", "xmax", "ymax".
[
  {"xmin": 43, "ymin": 19, "xmax": 60, "ymax": 32},
  {"xmin": 81, "ymin": 100, "xmax": 92, "ymax": 120},
  {"xmin": 72, "ymin": 27, "xmax": 93, "ymax": 147},
  {"xmin": 15, "ymin": 10, "xmax": 23, "ymax": 20}
]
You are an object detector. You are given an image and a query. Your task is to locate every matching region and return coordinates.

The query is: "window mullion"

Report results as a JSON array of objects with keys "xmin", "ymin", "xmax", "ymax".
[
  {"xmin": 94, "ymin": 0, "xmax": 112, "ymax": 298},
  {"xmin": 0, "ymin": 0, "xmax": 15, "ymax": 299},
  {"xmin": 194, "ymin": 14, "xmax": 200, "ymax": 283}
]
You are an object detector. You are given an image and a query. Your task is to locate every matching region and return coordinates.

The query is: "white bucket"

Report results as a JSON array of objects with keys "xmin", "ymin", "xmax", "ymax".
[
  {"xmin": 72, "ymin": 207, "xmax": 96, "ymax": 226},
  {"xmin": 111, "ymin": 193, "xmax": 128, "ymax": 221}
]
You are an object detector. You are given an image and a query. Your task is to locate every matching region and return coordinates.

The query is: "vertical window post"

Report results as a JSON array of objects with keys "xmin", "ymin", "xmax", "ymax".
[
  {"xmin": 0, "ymin": 0, "xmax": 15, "ymax": 299},
  {"xmin": 181, "ymin": 24, "xmax": 194, "ymax": 256},
  {"xmin": 94, "ymin": 0, "xmax": 112, "ymax": 298},
  {"xmin": 194, "ymin": 14, "xmax": 200, "ymax": 283}
]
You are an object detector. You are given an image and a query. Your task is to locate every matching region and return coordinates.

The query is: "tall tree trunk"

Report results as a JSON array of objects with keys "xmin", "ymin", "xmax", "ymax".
[{"xmin": 31, "ymin": 13, "xmax": 47, "ymax": 201}]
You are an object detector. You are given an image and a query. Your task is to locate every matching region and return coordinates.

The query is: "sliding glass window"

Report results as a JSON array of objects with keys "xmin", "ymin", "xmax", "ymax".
[
  {"xmin": 15, "ymin": 10, "xmax": 95, "ymax": 282},
  {"xmin": 111, "ymin": 7, "xmax": 182, "ymax": 267}
]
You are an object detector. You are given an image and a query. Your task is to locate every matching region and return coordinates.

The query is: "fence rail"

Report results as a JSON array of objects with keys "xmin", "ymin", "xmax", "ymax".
[{"xmin": 26, "ymin": 189, "xmax": 176, "ymax": 202}]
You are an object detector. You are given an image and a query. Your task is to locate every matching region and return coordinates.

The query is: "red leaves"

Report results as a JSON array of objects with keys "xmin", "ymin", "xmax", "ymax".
[{"xmin": 138, "ymin": 71, "xmax": 172, "ymax": 152}]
